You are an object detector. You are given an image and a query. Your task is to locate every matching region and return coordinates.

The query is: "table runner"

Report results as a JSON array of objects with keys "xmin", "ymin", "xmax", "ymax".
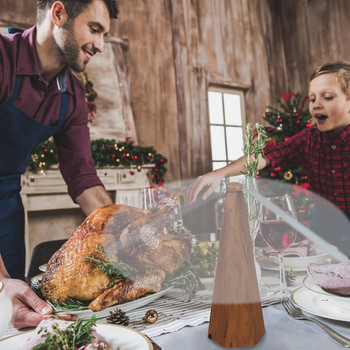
[{"xmin": 2, "ymin": 270, "xmax": 307, "ymax": 341}]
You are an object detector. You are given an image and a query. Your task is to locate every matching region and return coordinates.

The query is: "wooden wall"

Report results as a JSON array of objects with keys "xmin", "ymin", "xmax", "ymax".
[
  {"xmin": 1, "ymin": 0, "xmax": 350, "ymax": 185},
  {"xmin": 270, "ymin": 0, "xmax": 350, "ymax": 100},
  {"xmin": 112, "ymin": 0, "xmax": 274, "ymax": 183}
]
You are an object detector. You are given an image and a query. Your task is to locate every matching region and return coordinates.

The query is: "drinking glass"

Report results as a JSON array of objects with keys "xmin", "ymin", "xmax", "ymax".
[
  {"xmin": 259, "ymin": 194, "xmax": 297, "ymax": 292},
  {"xmin": 141, "ymin": 187, "xmax": 156, "ymax": 211}
]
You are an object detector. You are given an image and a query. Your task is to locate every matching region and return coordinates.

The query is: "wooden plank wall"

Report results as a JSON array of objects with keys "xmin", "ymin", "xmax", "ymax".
[
  {"xmin": 1, "ymin": 0, "xmax": 350, "ymax": 185},
  {"xmin": 114, "ymin": 0, "xmax": 273, "ymax": 183},
  {"xmin": 272, "ymin": 0, "xmax": 350, "ymax": 100}
]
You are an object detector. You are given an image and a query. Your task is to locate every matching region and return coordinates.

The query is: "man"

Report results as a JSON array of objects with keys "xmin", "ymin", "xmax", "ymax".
[{"xmin": 0, "ymin": 0, "xmax": 118, "ymax": 329}]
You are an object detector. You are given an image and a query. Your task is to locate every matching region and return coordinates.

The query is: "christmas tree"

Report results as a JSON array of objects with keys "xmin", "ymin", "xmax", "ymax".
[
  {"xmin": 259, "ymin": 91, "xmax": 313, "ymax": 186},
  {"xmin": 259, "ymin": 91, "xmax": 314, "ymax": 225}
]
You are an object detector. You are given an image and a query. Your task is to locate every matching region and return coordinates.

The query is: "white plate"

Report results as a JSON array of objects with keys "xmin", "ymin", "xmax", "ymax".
[
  {"xmin": 0, "ymin": 324, "xmax": 152, "ymax": 350},
  {"xmin": 38, "ymin": 264, "xmax": 47, "ymax": 272},
  {"xmin": 303, "ymin": 276, "xmax": 350, "ymax": 299},
  {"xmin": 257, "ymin": 246, "xmax": 334, "ymax": 271},
  {"xmin": 291, "ymin": 286, "xmax": 350, "ymax": 322},
  {"xmin": 62, "ymin": 287, "xmax": 172, "ymax": 319}
]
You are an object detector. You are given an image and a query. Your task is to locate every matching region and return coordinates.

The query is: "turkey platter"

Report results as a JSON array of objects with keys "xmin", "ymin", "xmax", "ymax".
[{"xmin": 40, "ymin": 200, "xmax": 191, "ymax": 311}]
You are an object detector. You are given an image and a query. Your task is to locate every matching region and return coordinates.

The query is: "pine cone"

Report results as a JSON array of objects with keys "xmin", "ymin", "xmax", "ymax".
[{"xmin": 106, "ymin": 308, "xmax": 130, "ymax": 326}]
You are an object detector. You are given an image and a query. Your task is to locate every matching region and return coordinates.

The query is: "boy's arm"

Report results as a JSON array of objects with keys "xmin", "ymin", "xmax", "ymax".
[{"xmin": 185, "ymin": 154, "xmax": 270, "ymax": 204}]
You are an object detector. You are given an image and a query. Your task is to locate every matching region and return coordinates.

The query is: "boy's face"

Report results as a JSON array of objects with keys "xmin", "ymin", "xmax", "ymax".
[
  {"xmin": 56, "ymin": 0, "xmax": 110, "ymax": 72},
  {"xmin": 308, "ymin": 73, "xmax": 350, "ymax": 132}
]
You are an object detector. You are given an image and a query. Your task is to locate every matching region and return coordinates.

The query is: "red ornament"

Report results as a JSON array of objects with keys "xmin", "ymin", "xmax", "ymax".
[
  {"xmin": 282, "ymin": 91, "xmax": 296, "ymax": 102},
  {"xmin": 130, "ymin": 171, "xmax": 135, "ymax": 175},
  {"xmin": 110, "ymin": 154, "xmax": 116, "ymax": 158},
  {"xmin": 306, "ymin": 122, "xmax": 313, "ymax": 128}
]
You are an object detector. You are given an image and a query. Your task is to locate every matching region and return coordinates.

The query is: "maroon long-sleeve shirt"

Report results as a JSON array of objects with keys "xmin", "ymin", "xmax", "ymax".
[{"xmin": 0, "ymin": 26, "xmax": 104, "ymax": 201}]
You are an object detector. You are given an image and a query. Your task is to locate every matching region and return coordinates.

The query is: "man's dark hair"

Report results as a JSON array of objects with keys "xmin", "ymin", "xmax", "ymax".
[{"xmin": 37, "ymin": 0, "xmax": 119, "ymax": 23}]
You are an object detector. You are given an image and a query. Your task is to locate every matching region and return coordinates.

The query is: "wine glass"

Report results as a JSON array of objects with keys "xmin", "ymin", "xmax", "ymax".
[{"xmin": 259, "ymin": 194, "xmax": 297, "ymax": 293}]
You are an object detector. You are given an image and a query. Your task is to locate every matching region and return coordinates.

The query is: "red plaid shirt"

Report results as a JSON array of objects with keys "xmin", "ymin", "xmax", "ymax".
[{"xmin": 264, "ymin": 125, "xmax": 350, "ymax": 214}]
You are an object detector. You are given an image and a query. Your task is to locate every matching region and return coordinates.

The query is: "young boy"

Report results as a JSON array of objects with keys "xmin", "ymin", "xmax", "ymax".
[{"xmin": 186, "ymin": 61, "xmax": 350, "ymax": 221}]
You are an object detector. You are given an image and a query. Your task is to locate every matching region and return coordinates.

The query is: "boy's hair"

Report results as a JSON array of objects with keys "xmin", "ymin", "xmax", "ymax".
[
  {"xmin": 310, "ymin": 61, "xmax": 350, "ymax": 99},
  {"xmin": 37, "ymin": 0, "xmax": 119, "ymax": 23}
]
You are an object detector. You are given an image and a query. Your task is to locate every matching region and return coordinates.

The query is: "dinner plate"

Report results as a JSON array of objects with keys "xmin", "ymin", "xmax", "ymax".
[
  {"xmin": 257, "ymin": 246, "xmax": 334, "ymax": 271},
  {"xmin": 0, "ymin": 324, "xmax": 152, "ymax": 350},
  {"xmin": 291, "ymin": 286, "xmax": 350, "ymax": 322},
  {"xmin": 303, "ymin": 276, "xmax": 350, "ymax": 299}
]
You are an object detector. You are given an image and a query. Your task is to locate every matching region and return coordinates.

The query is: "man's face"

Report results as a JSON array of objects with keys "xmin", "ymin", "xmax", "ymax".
[
  {"xmin": 57, "ymin": 0, "xmax": 110, "ymax": 72},
  {"xmin": 308, "ymin": 73, "xmax": 350, "ymax": 132}
]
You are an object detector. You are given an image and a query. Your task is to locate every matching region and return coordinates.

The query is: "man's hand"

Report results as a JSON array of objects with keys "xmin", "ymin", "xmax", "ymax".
[{"xmin": 3, "ymin": 277, "xmax": 53, "ymax": 329}]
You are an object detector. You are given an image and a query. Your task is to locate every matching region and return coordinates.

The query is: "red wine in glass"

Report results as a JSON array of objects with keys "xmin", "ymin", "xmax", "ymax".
[
  {"xmin": 260, "ymin": 220, "xmax": 297, "ymax": 252},
  {"xmin": 259, "ymin": 194, "xmax": 297, "ymax": 293}
]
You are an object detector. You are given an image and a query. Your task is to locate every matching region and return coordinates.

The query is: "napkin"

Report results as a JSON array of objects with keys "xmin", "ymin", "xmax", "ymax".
[
  {"xmin": 262, "ymin": 239, "xmax": 316, "ymax": 257},
  {"xmin": 307, "ymin": 263, "xmax": 350, "ymax": 296}
]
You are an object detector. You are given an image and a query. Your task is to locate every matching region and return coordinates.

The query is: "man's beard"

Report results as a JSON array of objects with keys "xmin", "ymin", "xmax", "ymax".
[{"xmin": 58, "ymin": 20, "xmax": 86, "ymax": 72}]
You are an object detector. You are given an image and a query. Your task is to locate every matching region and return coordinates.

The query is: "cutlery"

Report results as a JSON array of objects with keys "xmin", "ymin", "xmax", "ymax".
[{"xmin": 280, "ymin": 297, "xmax": 350, "ymax": 348}]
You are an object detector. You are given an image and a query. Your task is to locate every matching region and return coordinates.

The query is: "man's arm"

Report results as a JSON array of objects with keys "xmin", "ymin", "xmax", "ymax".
[{"xmin": 75, "ymin": 185, "xmax": 113, "ymax": 216}]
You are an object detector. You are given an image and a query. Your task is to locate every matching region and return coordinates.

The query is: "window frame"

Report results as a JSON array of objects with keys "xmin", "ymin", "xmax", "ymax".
[{"xmin": 207, "ymin": 86, "xmax": 247, "ymax": 170}]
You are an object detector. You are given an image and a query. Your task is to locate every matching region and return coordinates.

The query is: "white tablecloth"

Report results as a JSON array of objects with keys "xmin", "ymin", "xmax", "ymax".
[{"xmin": 2, "ymin": 269, "xmax": 350, "ymax": 349}]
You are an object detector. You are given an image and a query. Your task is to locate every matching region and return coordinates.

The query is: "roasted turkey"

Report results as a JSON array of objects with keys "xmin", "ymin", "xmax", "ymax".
[{"xmin": 40, "ymin": 201, "xmax": 191, "ymax": 311}]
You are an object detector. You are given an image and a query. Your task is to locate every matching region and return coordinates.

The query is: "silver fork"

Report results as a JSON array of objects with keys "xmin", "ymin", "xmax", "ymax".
[{"xmin": 280, "ymin": 297, "xmax": 350, "ymax": 348}]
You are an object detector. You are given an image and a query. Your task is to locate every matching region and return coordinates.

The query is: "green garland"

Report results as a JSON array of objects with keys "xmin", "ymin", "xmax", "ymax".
[{"xmin": 29, "ymin": 138, "xmax": 167, "ymax": 185}]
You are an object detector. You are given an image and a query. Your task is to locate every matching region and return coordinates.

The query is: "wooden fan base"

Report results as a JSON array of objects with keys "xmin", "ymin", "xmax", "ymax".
[{"xmin": 208, "ymin": 182, "xmax": 265, "ymax": 348}]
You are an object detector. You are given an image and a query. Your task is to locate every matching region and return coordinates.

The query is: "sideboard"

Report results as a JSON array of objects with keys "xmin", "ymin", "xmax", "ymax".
[{"xmin": 20, "ymin": 166, "xmax": 154, "ymax": 272}]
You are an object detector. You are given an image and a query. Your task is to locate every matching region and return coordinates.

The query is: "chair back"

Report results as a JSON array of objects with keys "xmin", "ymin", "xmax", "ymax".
[{"xmin": 27, "ymin": 239, "xmax": 66, "ymax": 280}]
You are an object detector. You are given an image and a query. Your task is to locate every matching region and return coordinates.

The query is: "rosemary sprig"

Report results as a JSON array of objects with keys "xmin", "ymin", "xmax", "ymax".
[
  {"xmin": 163, "ymin": 261, "xmax": 206, "ymax": 301},
  {"xmin": 47, "ymin": 299, "xmax": 90, "ymax": 313},
  {"xmin": 33, "ymin": 315, "xmax": 98, "ymax": 350},
  {"xmin": 84, "ymin": 245, "xmax": 138, "ymax": 281},
  {"xmin": 243, "ymin": 123, "xmax": 269, "ymax": 177},
  {"xmin": 243, "ymin": 123, "xmax": 269, "ymax": 238}
]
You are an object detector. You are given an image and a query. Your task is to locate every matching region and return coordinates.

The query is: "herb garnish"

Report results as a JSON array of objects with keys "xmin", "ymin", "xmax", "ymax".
[
  {"xmin": 47, "ymin": 299, "xmax": 90, "ymax": 313},
  {"xmin": 163, "ymin": 260, "xmax": 206, "ymax": 301},
  {"xmin": 84, "ymin": 245, "xmax": 138, "ymax": 282},
  {"xmin": 33, "ymin": 315, "xmax": 98, "ymax": 350}
]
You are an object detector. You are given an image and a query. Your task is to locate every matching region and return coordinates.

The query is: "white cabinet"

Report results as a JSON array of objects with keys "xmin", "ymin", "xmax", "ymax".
[{"xmin": 20, "ymin": 166, "xmax": 154, "ymax": 270}]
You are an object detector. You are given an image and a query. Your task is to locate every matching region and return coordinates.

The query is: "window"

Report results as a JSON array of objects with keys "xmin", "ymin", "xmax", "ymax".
[{"xmin": 208, "ymin": 87, "xmax": 246, "ymax": 170}]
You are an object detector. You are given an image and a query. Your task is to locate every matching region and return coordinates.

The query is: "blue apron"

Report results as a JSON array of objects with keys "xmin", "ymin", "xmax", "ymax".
[{"xmin": 0, "ymin": 75, "xmax": 68, "ymax": 279}]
